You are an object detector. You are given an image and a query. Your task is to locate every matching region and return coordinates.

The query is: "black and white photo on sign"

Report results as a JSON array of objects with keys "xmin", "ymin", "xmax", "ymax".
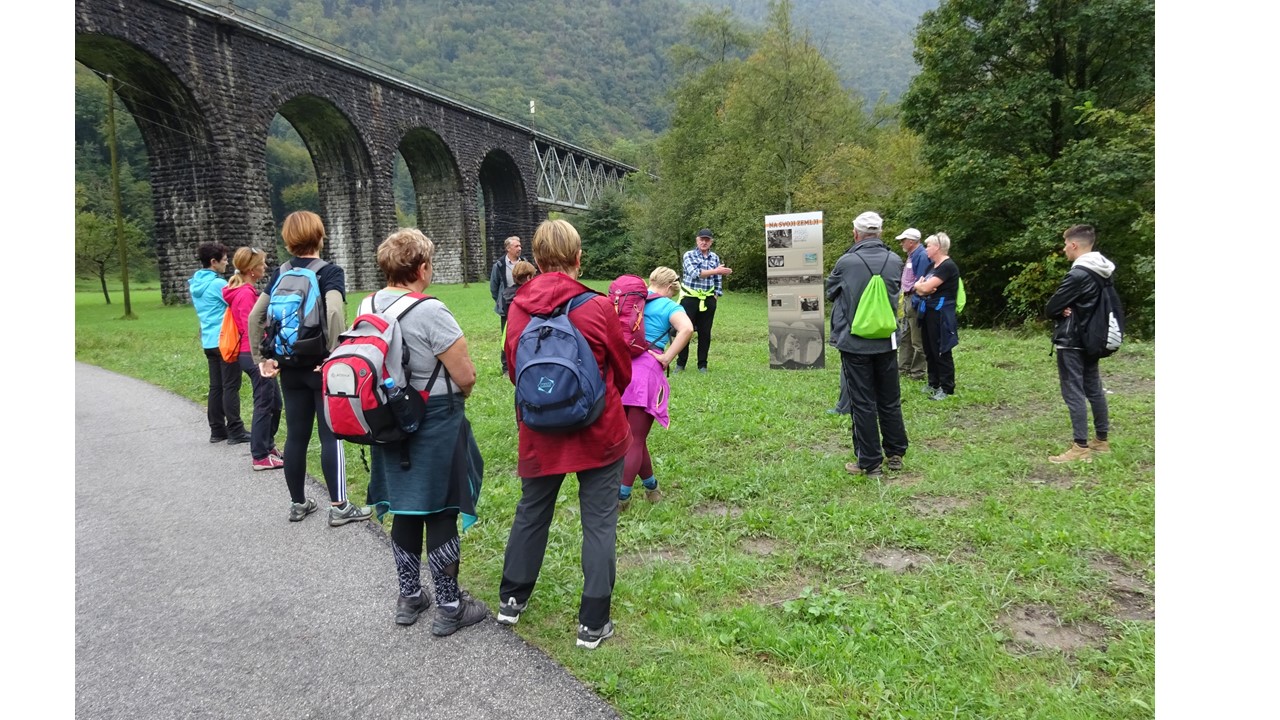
[
  {"xmin": 800, "ymin": 296, "xmax": 819, "ymax": 312},
  {"xmin": 769, "ymin": 274, "xmax": 821, "ymax": 286},
  {"xmin": 768, "ymin": 319, "xmax": 825, "ymax": 368},
  {"xmin": 770, "ymin": 298, "xmax": 783, "ymax": 308},
  {"xmin": 768, "ymin": 255, "xmax": 786, "ymax": 268},
  {"xmin": 767, "ymin": 228, "xmax": 794, "ymax": 248}
]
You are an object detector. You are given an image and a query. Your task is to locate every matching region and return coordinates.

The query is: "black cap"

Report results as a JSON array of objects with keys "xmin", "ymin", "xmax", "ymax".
[{"xmin": 697, "ymin": 228, "xmax": 714, "ymax": 238}]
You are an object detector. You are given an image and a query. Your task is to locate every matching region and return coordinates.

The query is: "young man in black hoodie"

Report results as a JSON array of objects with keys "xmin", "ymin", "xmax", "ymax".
[{"xmin": 1045, "ymin": 224, "xmax": 1116, "ymax": 464}]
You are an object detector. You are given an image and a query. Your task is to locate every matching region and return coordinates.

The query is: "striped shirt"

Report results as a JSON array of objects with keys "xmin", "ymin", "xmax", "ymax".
[{"xmin": 682, "ymin": 249, "xmax": 723, "ymax": 296}]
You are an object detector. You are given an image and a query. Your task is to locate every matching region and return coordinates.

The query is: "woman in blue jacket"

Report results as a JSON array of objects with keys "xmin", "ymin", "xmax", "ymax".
[{"xmin": 189, "ymin": 241, "xmax": 248, "ymax": 444}]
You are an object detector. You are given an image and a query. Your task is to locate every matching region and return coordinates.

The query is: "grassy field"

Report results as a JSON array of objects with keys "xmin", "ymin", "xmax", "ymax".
[{"xmin": 75, "ymin": 281, "xmax": 1155, "ymax": 719}]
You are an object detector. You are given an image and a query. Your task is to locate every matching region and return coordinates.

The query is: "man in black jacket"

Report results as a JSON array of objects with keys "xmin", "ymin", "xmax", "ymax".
[
  {"xmin": 826, "ymin": 211, "xmax": 909, "ymax": 478},
  {"xmin": 1045, "ymin": 224, "xmax": 1116, "ymax": 464}
]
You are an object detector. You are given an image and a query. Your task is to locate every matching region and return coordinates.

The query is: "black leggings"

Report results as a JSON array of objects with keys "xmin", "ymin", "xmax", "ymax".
[{"xmin": 278, "ymin": 367, "xmax": 345, "ymax": 505}]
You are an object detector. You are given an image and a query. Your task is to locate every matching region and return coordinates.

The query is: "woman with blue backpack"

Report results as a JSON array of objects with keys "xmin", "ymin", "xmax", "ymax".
[
  {"xmin": 248, "ymin": 210, "xmax": 372, "ymax": 526},
  {"xmin": 617, "ymin": 266, "xmax": 693, "ymax": 510}
]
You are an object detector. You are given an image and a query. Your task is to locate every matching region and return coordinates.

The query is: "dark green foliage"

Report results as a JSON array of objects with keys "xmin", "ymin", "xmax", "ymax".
[
  {"xmin": 578, "ymin": 191, "xmax": 632, "ymax": 281},
  {"xmin": 900, "ymin": 0, "xmax": 1155, "ymax": 336}
]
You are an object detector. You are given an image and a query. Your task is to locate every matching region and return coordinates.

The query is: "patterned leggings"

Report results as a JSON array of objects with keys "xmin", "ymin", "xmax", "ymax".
[{"xmin": 390, "ymin": 512, "xmax": 461, "ymax": 604}]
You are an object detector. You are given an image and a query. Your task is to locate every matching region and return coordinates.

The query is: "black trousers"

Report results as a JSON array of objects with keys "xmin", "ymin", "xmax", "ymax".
[
  {"xmin": 204, "ymin": 347, "xmax": 244, "ymax": 437},
  {"xmin": 278, "ymin": 367, "xmax": 346, "ymax": 505},
  {"xmin": 921, "ymin": 312, "xmax": 956, "ymax": 394},
  {"xmin": 676, "ymin": 295, "xmax": 717, "ymax": 369},
  {"xmin": 237, "ymin": 354, "xmax": 282, "ymax": 460},
  {"xmin": 840, "ymin": 350, "xmax": 909, "ymax": 471}
]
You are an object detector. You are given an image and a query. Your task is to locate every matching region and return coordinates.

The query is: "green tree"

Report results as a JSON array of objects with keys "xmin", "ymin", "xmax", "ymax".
[
  {"xmin": 578, "ymin": 190, "xmax": 631, "ymax": 281},
  {"xmin": 76, "ymin": 205, "xmax": 148, "ymax": 304},
  {"xmin": 900, "ymin": 0, "xmax": 1155, "ymax": 334},
  {"xmin": 643, "ymin": 1, "xmax": 870, "ymax": 289}
]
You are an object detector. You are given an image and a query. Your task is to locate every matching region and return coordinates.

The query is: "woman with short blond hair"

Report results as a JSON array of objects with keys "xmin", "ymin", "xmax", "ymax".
[
  {"xmin": 913, "ymin": 232, "xmax": 962, "ymax": 400},
  {"xmin": 364, "ymin": 228, "xmax": 487, "ymax": 634}
]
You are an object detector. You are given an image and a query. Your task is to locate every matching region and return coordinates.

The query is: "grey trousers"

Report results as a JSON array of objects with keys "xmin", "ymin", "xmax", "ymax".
[
  {"xmin": 897, "ymin": 298, "xmax": 926, "ymax": 378},
  {"xmin": 499, "ymin": 456, "xmax": 623, "ymax": 629},
  {"xmin": 1056, "ymin": 348, "xmax": 1110, "ymax": 443}
]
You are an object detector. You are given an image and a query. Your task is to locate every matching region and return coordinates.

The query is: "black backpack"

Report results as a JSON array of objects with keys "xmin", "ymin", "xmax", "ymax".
[{"xmin": 1081, "ymin": 272, "xmax": 1125, "ymax": 360}]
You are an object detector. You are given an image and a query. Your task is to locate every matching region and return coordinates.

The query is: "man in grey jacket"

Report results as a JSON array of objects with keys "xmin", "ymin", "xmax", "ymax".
[{"xmin": 826, "ymin": 211, "xmax": 909, "ymax": 478}]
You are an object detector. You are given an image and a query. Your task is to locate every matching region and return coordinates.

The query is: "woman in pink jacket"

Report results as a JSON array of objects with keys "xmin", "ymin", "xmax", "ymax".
[{"xmin": 223, "ymin": 247, "xmax": 283, "ymax": 471}]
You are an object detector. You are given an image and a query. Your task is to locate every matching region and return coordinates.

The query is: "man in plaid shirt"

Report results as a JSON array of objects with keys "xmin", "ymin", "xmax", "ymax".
[{"xmin": 675, "ymin": 228, "xmax": 733, "ymax": 373}]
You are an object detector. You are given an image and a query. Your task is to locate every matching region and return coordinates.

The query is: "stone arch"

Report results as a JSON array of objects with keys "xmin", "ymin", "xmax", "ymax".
[
  {"xmin": 74, "ymin": 33, "xmax": 218, "ymax": 304},
  {"xmin": 398, "ymin": 128, "xmax": 465, "ymax": 283},
  {"xmin": 478, "ymin": 149, "xmax": 533, "ymax": 281},
  {"xmin": 270, "ymin": 92, "xmax": 379, "ymax": 289}
]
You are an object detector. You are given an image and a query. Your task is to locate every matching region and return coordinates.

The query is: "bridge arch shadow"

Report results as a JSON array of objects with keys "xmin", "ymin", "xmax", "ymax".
[
  {"xmin": 398, "ymin": 129, "xmax": 465, "ymax": 283},
  {"xmin": 479, "ymin": 149, "xmax": 532, "ymax": 279},
  {"xmin": 75, "ymin": 34, "xmax": 217, "ymax": 304},
  {"xmin": 273, "ymin": 93, "xmax": 376, "ymax": 279}
]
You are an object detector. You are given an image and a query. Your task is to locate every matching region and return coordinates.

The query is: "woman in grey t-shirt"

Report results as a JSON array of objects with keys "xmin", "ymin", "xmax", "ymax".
[{"xmin": 363, "ymin": 228, "xmax": 486, "ymax": 636}]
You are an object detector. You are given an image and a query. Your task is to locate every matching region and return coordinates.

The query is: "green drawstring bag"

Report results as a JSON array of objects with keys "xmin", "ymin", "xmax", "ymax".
[
  {"xmin": 850, "ymin": 254, "xmax": 897, "ymax": 339},
  {"xmin": 956, "ymin": 276, "xmax": 966, "ymax": 314}
]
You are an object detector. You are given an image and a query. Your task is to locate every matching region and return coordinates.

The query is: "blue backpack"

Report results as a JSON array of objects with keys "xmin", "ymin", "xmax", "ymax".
[
  {"xmin": 513, "ymin": 291, "xmax": 606, "ymax": 433},
  {"xmin": 262, "ymin": 259, "xmax": 329, "ymax": 367}
]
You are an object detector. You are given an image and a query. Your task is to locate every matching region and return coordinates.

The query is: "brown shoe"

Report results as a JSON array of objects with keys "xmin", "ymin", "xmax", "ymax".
[
  {"xmin": 1087, "ymin": 438, "xmax": 1111, "ymax": 453},
  {"xmin": 886, "ymin": 455, "xmax": 904, "ymax": 472},
  {"xmin": 845, "ymin": 462, "xmax": 883, "ymax": 478},
  {"xmin": 645, "ymin": 487, "xmax": 663, "ymax": 504},
  {"xmin": 1049, "ymin": 444, "xmax": 1092, "ymax": 464}
]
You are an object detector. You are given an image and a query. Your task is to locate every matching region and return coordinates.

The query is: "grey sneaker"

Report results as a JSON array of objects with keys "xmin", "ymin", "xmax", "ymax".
[
  {"xmin": 922, "ymin": 384, "xmax": 939, "ymax": 395},
  {"xmin": 395, "ymin": 593, "xmax": 431, "ymax": 626},
  {"xmin": 432, "ymin": 596, "xmax": 488, "ymax": 636},
  {"xmin": 495, "ymin": 597, "xmax": 527, "ymax": 625},
  {"xmin": 328, "ymin": 501, "xmax": 373, "ymax": 527},
  {"xmin": 576, "ymin": 620, "xmax": 615, "ymax": 649},
  {"xmin": 929, "ymin": 388, "xmax": 950, "ymax": 401},
  {"xmin": 288, "ymin": 498, "xmax": 317, "ymax": 522}
]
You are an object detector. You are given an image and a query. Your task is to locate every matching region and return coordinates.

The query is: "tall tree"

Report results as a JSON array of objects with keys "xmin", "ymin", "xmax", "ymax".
[
  {"xmin": 644, "ymin": 1, "xmax": 870, "ymax": 288},
  {"xmin": 900, "ymin": 0, "xmax": 1154, "ymax": 333}
]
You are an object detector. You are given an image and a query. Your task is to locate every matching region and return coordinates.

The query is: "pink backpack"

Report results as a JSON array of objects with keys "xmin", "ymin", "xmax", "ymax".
[{"xmin": 608, "ymin": 274, "xmax": 652, "ymax": 357}]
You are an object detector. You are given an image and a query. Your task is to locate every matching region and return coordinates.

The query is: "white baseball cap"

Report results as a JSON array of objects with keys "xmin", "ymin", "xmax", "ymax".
[{"xmin": 895, "ymin": 228, "xmax": 921, "ymax": 241}]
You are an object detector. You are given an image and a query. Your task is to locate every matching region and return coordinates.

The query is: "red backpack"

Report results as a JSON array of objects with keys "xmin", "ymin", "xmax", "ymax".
[
  {"xmin": 321, "ymin": 292, "xmax": 435, "ymax": 446},
  {"xmin": 608, "ymin": 275, "xmax": 652, "ymax": 357}
]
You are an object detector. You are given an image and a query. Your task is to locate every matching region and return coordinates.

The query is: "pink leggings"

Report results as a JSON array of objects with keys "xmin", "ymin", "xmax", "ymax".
[{"xmin": 622, "ymin": 406, "xmax": 655, "ymax": 488}]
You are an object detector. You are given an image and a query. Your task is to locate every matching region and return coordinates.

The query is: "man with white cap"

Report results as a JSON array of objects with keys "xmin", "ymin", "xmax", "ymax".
[
  {"xmin": 676, "ymin": 227, "xmax": 732, "ymax": 373},
  {"xmin": 826, "ymin": 211, "xmax": 909, "ymax": 478},
  {"xmin": 895, "ymin": 227, "xmax": 928, "ymax": 380}
]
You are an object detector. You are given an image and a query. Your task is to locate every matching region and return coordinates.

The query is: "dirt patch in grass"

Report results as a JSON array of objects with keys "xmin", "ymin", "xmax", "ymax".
[
  {"xmin": 910, "ymin": 495, "xmax": 970, "ymax": 516},
  {"xmin": 1025, "ymin": 466, "xmax": 1089, "ymax": 489},
  {"xmin": 999, "ymin": 604, "xmax": 1107, "ymax": 654},
  {"xmin": 919, "ymin": 436, "xmax": 959, "ymax": 453},
  {"xmin": 695, "ymin": 501, "xmax": 744, "ymax": 519},
  {"xmin": 746, "ymin": 570, "xmax": 825, "ymax": 606},
  {"xmin": 740, "ymin": 537, "xmax": 783, "ymax": 556},
  {"xmin": 884, "ymin": 471, "xmax": 923, "ymax": 487},
  {"xmin": 617, "ymin": 548, "xmax": 690, "ymax": 569},
  {"xmin": 993, "ymin": 360, "xmax": 1018, "ymax": 370},
  {"xmin": 862, "ymin": 547, "xmax": 934, "ymax": 573},
  {"xmin": 1104, "ymin": 373, "xmax": 1154, "ymax": 395},
  {"xmin": 1091, "ymin": 554, "xmax": 1154, "ymax": 622}
]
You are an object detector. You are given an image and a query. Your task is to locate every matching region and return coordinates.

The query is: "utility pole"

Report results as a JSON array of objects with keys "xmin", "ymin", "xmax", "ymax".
[{"xmin": 106, "ymin": 74, "xmax": 136, "ymax": 319}]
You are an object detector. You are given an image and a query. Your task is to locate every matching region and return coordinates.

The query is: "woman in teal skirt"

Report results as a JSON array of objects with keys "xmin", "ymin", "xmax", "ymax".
[{"xmin": 365, "ymin": 228, "xmax": 486, "ymax": 635}]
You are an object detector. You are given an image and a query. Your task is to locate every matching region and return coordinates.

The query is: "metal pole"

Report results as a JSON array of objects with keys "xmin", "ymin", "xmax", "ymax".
[{"xmin": 106, "ymin": 74, "xmax": 136, "ymax": 319}]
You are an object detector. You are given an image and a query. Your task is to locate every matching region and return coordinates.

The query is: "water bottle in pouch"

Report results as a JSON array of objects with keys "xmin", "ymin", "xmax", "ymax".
[{"xmin": 384, "ymin": 378, "xmax": 421, "ymax": 434}]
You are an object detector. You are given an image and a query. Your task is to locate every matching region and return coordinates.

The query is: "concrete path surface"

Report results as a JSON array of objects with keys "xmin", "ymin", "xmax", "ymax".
[{"xmin": 75, "ymin": 362, "xmax": 619, "ymax": 719}]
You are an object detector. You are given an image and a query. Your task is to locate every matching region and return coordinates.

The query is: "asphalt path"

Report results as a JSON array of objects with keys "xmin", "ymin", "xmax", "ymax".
[{"xmin": 75, "ymin": 362, "xmax": 619, "ymax": 719}]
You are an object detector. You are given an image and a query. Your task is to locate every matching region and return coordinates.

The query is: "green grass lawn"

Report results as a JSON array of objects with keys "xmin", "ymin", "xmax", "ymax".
[{"xmin": 76, "ymin": 281, "xmax": 1155, "ymax": 719}]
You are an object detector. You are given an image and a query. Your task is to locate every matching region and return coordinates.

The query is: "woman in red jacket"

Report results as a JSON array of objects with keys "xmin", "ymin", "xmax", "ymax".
[
  {"xmin": 222, "ymin": 247, "xmax": 283, "ymax": 471},
  {"xmin": 495, "ymin": 219, "xmax": 632, "ymax": 650}
]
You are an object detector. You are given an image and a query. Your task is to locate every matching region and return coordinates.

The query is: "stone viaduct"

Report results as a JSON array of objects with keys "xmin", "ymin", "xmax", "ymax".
[{"xmin": 75, "ymin": 0, "xmax": 633, "ymax": 302}]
